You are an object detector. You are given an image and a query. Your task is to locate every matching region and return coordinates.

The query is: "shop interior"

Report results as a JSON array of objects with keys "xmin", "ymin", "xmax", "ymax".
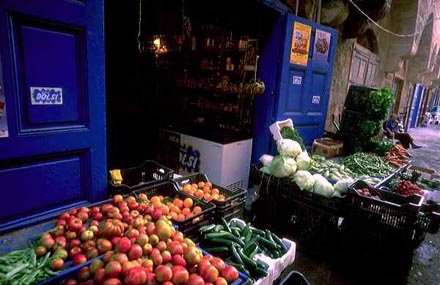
[{"xmin": 105, "ymin": 0, "xmax": 279, "ymax": 170}]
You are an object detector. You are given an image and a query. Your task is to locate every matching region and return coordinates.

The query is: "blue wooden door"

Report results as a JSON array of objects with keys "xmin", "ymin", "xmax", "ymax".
[
  {"xmin": 275, "ymin": 14, "xmax": 338, "ymax": 147},
  {"xmin": 0, "ymin": 0, "xmax": 106, "ymax": 231},
  {"xmin": 408, "ymin": 84, "xmax": 423, "ymax": 129},
  {"xmin": 253, "ymin": 13, "xmax": 337, "ymax": 162}
]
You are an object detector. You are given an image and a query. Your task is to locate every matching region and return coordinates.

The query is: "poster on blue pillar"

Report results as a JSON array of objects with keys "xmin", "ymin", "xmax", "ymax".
[
  {"xmin": 0, "ymin": 93, "xmax": 8, "ymax": 138},
  {"xmin": 313, "ymin": 29, "xmax": 331, "ymax": 61}
]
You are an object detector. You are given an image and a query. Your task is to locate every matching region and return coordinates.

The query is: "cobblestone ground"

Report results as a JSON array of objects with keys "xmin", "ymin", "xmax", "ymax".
[{"xmin": 289, "ymin": 126, "xmax": 440, "ymax": 285}]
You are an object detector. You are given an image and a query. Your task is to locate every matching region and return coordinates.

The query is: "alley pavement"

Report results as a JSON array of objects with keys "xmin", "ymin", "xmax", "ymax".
[{"xmin": 289, "ymin": 126, "xmax": 440, "ymax": 285}]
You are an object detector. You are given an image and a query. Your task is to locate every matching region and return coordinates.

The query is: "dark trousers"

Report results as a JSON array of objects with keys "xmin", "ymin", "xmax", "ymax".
[{"xmin": 394, "ymin": 133, "xmax": 413, "ymax": 149}]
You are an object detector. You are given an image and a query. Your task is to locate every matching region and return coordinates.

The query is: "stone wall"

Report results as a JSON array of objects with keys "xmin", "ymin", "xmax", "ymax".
[{"xmin": 325, "ymin": 38, "xmax": 355, "ymax": 133}]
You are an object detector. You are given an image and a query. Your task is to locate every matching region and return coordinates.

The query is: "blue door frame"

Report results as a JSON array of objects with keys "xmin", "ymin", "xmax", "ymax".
[{"xmin": 0, "ymin": 0, "xmax": 106, "ymax": 232}]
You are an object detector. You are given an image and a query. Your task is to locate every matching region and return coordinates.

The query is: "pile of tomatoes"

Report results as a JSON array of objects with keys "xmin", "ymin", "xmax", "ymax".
[
  {"xmin": 395, "ymin": 180, "xmax": 424, "ymax": 196},
  {"xmin": 33, "ymin": 194, "xmax": 241, "ymax": 285}
]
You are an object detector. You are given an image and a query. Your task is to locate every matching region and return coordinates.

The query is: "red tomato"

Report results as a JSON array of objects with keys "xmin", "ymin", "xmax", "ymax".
[
  {"xmin": 187, "ymin": 274, "xmax": 205, "ymax": 285},
  {"xmin": 105, "ymin": 261, "xmax": 122, "ymax": 278},
  {"xmin": 124, "ymin": 266, "xmax": 147, "ymax": 285},
  {"xmin": 49, "ymin": 258, "xmax": 64, "ymax": 271}
]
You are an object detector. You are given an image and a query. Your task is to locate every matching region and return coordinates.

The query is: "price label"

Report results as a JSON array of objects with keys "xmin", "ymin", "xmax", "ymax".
[{"xmin": 30, "ymin": 87, "xmax": 63, "ymax": 105}]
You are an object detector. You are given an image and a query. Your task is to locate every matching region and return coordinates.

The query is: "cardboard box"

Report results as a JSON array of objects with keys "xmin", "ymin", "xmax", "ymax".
[{"xmin": 312, "ymin": 138, "xmax": 343, "ymax": 158}]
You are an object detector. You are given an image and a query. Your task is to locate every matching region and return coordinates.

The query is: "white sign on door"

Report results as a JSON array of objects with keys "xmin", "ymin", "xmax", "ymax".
[{"xmin": 30, "ymin": 87, "xmax": 63, "ymax": 105}]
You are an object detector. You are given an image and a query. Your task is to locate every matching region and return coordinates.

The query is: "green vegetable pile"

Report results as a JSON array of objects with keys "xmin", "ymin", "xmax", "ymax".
[
  {"xmin": 358, "ymin": 120, "xmax": 382, "ymax": 139},
  {"xmin": 199, "ymin": 218, "xmax": 288, "ymax": 281},
  {"xmin": 341, "ymin": 152, "xmax": 394, "ymax": 178},
  {"xmin": 366, "ymin": 87, "xmax": 395, "ymax": 120},
  {"xmin": 280, "ymin": 126, "xmax": 305, "ymax": 150},
  {"xmin": 309, "ymin": 154, "xmax": 354, "ymax": 181},
  {"xmin": 371, "ymin": 140, "xmax": 393, "ymax": 156},
  {"xmin": 0, "ymin": 247, "xmax": 59, "ymax": 285},
  {"xmin": 395, "ymin": 170, "xmax": 440, "ymax": 191}
]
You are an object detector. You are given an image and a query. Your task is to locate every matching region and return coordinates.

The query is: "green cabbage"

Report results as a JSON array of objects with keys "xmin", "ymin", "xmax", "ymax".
[
  {"xmin": 312, "ymin": 174, "xmax": 334, "ymax": 197},
  {"xmin": 295, "ymin": 151, "xmax": 311, "ymax": 170},
  {"xmin": 271, "ymin": 155, "xmax": 297, "ymax": 178},
  {"xmin": 277, "ymin": 139, "xmax": 302, "ymax": 158}
]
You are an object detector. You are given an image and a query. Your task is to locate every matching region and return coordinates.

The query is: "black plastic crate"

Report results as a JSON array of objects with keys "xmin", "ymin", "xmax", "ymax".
[
  {"xmin": 344, "ymin": 180, "xmax": 424, "ymax": 230},
  {"xmin": 276, "ymin": 270, "xmax": 310, "ymax": 285},
  {"xmin": 415, "ymin": 201, "xmax": 440, "ymax": 234},
  {"xmin": 344, "ymin": 85, "xmax": 375, "ymax": 113},
  {"xmin": 174, "ymin": 173, "xmax": 246, "ymax": 222},
  {"xmin": 107, "ymin": 160, "xmax": 173, "ymax": 196},
  {"xmin": 250, "ymin": 164, "xmax": 342, "ymax": 215},
  {"xmin": 132, "ymin": 181, "xmax": 216, "ymax": 241}
]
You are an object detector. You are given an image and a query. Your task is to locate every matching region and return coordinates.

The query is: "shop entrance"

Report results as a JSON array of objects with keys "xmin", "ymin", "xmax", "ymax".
[{"xmin": 0, "ymin": 0, "xmax": 106, "ymax": 231}]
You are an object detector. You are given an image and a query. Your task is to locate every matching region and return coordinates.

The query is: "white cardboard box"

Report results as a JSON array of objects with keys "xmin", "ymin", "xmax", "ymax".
[{"xmin": 269, "ymin": 119, "xmax": 294, "ymax": 141}]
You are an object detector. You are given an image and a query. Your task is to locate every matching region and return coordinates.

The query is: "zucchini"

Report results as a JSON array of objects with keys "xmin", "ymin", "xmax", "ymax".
[
  {"xmin": 214, "ymin": 225, "xmax": 224, "ymax": 232},
  {"xmin": 203, "ymin": 247, "xmax": 228, "ymax": 253},
  {"xmin": 231, "ymin": 228, "xmax": 241, "ymax": 238},
  {"xmin": 242, "ymin": 223, "xmax": 250, "ymax": 239},
  {"xmin": 204, "ymin": 232, "xmax": 230, "ymax": 240},
  {"xmin": 223, "ymin": 232, "xmax": 245, "ymax": 247},
  {"xmin": 250, "ymin": 227, "xmax": 265, "ymax": 236},
  {"xmin": 248, "ymin": 244, "xmax": 259, "ymax": 259},
  {"xmin": 230, "ymin": 245, "xmax": 244, "ymax": 265},
  {"xmin": 237, "ymin": 248, "xmax": 258, "ymax": 269},
  {"xmin": 220, "ymin": 217, "xmax": 232, "ymax": 233},
  {"xmin": 244, "ymin": 229, "xmax": 252, "ymax": 244},
  {"xmin": 265, "ymin": 229, "xmax": 275, "ymax": 243},
  {"xmin": 209, "ymin": 238, "xmax": 235, "ymax": 247},
  {"xmin": 254, "ymin": 266, "xmax": 268, "ymax": 277},
  {"xmin": 257, "ymin": 236, "xmax": 280, "ymax": 250},
  {"xmin": 271, "ymin": 232, "xmax": 288, "ymax": 255},
  {"xmin": 199, "ymin": 224, "xmax": 216, "ymax": 234},
  {"xmin": 243, "ymin": 236, "xmax": 259, "ymax": 252},
  {"xmin": 243, "ymin": 243, "xmax": 257, "ymax": 256}
]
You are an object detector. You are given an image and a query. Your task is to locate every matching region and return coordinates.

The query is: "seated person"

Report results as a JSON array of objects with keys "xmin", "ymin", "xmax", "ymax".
[{"xmin": 383, "ymin": 114, "xmax": 421, "ymax": 149}]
